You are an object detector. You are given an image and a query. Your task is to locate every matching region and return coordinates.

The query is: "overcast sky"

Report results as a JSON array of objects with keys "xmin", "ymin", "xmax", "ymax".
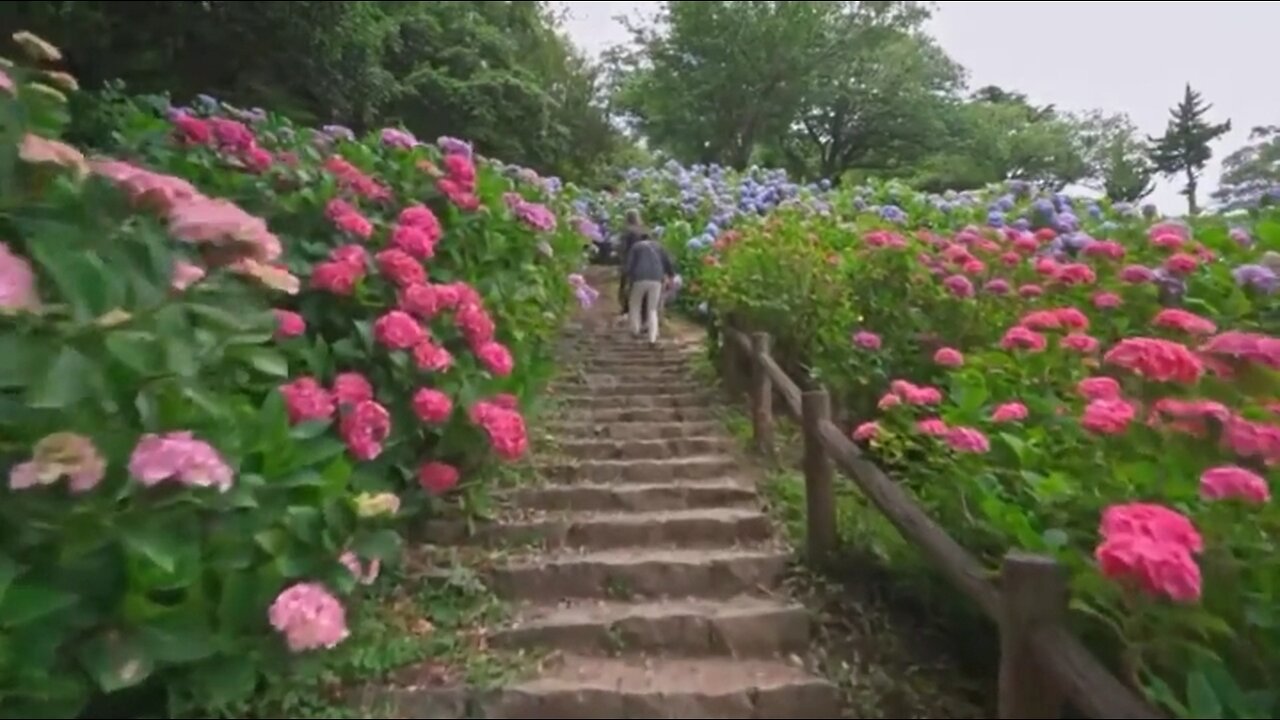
[{"xmin": 556, "ymin": 1, "xmax": 1279, "ymax": 214}]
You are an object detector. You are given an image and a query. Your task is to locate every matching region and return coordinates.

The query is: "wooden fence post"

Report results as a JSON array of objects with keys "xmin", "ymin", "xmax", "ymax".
[
  {"xmin": 750, "ymin": 332, "xmax": 774, "ymax": 456},
  {"xmin": 998, "ymin": 552, "xmax": 1068, "ymax": 719},
  {"xmin": 802, "ymin": 388, "xmax": 837, "ymax": 565},
  {"xmin": 720, "ymin": 327, "xmax": 741, "ymax": 397}
]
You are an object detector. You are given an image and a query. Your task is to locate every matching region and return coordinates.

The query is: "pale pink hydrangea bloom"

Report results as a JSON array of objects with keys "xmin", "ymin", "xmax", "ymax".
[
  {"xmin": 128, "ymin": 431, "xmax": 234, "ymax": 492},
  {"xmin": 0, "ymin": 241, "xmax": 38, "ymax": 313},
  {"xmin": 268, "ymin": 582, "xmax": 349, "ymax": 652}
]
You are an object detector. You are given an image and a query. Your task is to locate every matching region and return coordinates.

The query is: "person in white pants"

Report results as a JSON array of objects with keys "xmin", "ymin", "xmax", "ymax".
[{"xmin": 623, "ymin": 235, "xmax": 676, "ymax": 346}]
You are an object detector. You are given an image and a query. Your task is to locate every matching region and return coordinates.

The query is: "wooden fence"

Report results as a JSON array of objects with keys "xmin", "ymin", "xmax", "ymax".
[{"xmin": 721, "ymin": 327, "xmax": 1165, "ymax": 720}]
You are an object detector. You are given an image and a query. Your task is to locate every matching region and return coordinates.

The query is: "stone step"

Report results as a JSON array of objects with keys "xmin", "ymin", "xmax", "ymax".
[
  {"xmin": 426, "ymin": 508, "xmax": 772, "ymax": 551},
  {"xmin": 489, "ymin": 546, "xmax": 789, "ymax": 601},
  {"xmin": 493, "ymin": 596, "xmax": 810, "ymax": 657},
  {"xmin": 559, "ymin": 342, "xmax": 702, "ymax": 355},
  {"xmin": 574, "ymin": 356, "xmax": 695, "ymax": 370},
  {"xmin": 556, "ymin": 406, "xmax": 716, "ymax": 424},
  {"xmin": 571, "ymin": 353, "xmax": 699, "ymax": 365},
  {"xmin": 535, "ymin": 455, "xmax": 739, "ymax": 483},
  {"xmin": 558, "ymin": 367, "xmax": 696, "ymax": 381},
  {"xmin": 481, "ymin": 654, "xmax": 838, "ymax": 718},
  {"xmin": 505, "ymin": 480, "xmax": 758, "ymax": 513},
  {"xmin": 556, "ymin": 436, "xmax": 734, "ymax": 460},
  {"xmin": 544, "ymin": 420, "xmax": 724, "ymax": 441},
  {"xmin": 553, "ymin": 392, "xmax": 713, "ymax": 410},
  {"xmin": 551, "ymin": 381, "xmax": 706, "ymax": 397}
]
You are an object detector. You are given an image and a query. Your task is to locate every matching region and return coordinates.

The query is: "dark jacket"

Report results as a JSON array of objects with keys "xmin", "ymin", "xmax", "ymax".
[
  {"xmin": 618, "ymin": 224, "xmax": 647, "ymax": 260},
  {"xmin": 625, "ymin": 239, "xmax": 675, "ymax": 283}
]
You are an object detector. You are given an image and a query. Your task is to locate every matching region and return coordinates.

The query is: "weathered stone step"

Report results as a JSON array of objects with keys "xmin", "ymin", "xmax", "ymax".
[
  {"xmin": 505, "ymin": 480, "xmax": 758, "ymax": 513},
  {"xmin": 535, "ymin": 455, "xmax": 738, "ymax": 483},
  {"xmin": 553, "ymin": 392, "xmax": 712, "ymax": 410},
  {"xmin": 556, "ymin": 406, "xmax": 715, "ymax": 424},
  {"xmin": 489, "ymin": 546, "xmax": 789, "ymax": 601},
  {"xmin": 551, "ymin": 381, "xmax": 706, "ymax": 397},
  {"xmin": 494, "ymin": 596, "xmax": 809, "ymax": 657},
  {"xmin": 556, "ymin": 436, "xmax": 733, "ymax": 460},
  {"xmin": 544, "ymin": 420, "xmax": 723, "ymax": 441},
  {"xmin": 559, "ymin": 342, "xmax": 702, "ymax": 356},
  {"xmin": 559, "ymin": 369, "xmax": 697, "ymax": 385},
  {"xmin": 578, "ymin": 353, "xmax": 701, "ymax": 366},
  {"xmin": 481, "ymin": 654, "xmax": 838, "ymax": 718},
  {"xmin": 427, "ymin": 507, "xmax": 772, "ymax": 551},
  {"xmin": 572, "ymin": 352, "xmax": 699, "ymax": 365}
]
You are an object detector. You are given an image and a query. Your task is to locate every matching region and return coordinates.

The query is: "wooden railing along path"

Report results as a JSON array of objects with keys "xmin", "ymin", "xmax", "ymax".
[{"xmin": 720, "ymin": 327, "xmax": 1165, "ymax": 720}]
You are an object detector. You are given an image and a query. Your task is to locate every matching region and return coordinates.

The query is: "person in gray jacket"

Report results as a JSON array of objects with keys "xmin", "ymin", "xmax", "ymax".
[{"xmin": 623, "ymin": 234, "xmax": 676, "ymax": 346}]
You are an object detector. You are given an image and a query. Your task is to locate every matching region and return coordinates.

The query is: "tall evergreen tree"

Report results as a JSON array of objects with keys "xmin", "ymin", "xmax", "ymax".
[{"xmin": 1148, "ymin": 83, "xmax": 1232, "ymax": 215}]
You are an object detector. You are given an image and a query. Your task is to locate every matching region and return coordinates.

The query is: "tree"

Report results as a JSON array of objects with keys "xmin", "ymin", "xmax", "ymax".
[
  {"xmin": 608, "ymin": 1, "xmax": 863, "ymax": 168},
  {"xmin": 907, "ymin": 91, "xmax": 1088, "ymax": 192},
  {"xmin": 1072, "ymin": 111, "xmax": 1156, "ymax": 202},
  {"xmin": 1212, "ymin": 125, "xmax": 1280, "ymax": 210},
  {"xmin": 1148, "ymin": 84, "xmax": 1232, "ymax": 215},
  {"xmin": 1, "ymin": 1, "xmax": 625, "ymax": 181},
  {"xmin": 774, "ymin": 11, "xmax": 966, "ymax": 180}
]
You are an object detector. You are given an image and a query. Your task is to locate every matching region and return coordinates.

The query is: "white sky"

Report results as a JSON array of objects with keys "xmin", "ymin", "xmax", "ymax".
[{"xmin": 556, "ymin": 1, "xmax": 1280, "ymax": 214}]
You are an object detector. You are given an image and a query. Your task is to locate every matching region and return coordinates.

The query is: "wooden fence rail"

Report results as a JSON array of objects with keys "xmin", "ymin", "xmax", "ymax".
[{"xmin": 721, "ymin": 327, "xmax": 1164, "ymax": 720}]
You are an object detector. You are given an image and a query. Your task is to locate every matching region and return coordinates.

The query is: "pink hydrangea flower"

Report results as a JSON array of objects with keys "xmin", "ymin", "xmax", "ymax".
[
  {"xmin": 128, "ymin": 431, "xmax": 233, "ymax": 492},
  {"xmin": 934, "ymin": 347, "xmax": 964, "ymax": 368},
  {"xmin": 1081, "ymin": 398, "xmax": 1137, "ymax": 435},
  {"xmin": 991, "ymin": 402, "xmax": 1028, "ymax": 423},
  {"xmin": 280, "ymin": 378, "xmax": 335, "ymax": 424},
  {"xmin": 373, "ymin": 310, "xmax": 426, "ymax": 350},
  {"xmin": 171, "ymin": 261, "xmax": 206, "ymax": 292},
  {"xmin": 339, "ymin": 400, "xmax": 391, "ymax": 461},
  {"xmin": 916, "ymin": 417, "xmax": 949, "ymax": 436},
  {"xmin": 1095, "ymin": 502, "xmax": 1202, "ymax": 603},
  {"xmin": 476, "ymin": 341, "xmax": 514, "ymax": 376},
  {"xmin": 1199, "ymin": 465, "xmax": 1270, "ymax": 504},
  {"xmin": 469, "ymin": 400, "xmax": 529, "ymax": 461},
  {"xmin": 418, "ymin": 461, "xmax": 460, "ymax": 495},
  {"xmin": 413, "ymin": 388, "xmax": 453, "ymax": 424},
  {"xmin": 268, "ymin": 582, "xmax": 349, "ymax": 652},
  {"xmin": 852, "ymin": 331, "xmax": 881, "ymax": 350},
  {"xmin": 332, "ymin": 372, "xmax": 374, "ymax": 407},
  {"xmin": 0, "ymin": 241, "xmax": 39, "ymax": 313},
  {"xmin": 274, "ymin": 309, "xmax": 306, "ymax": 339},
  {"xmin": 852, "ymin": 421, "xmax": 880, "ymax": 442},
  {"xmin": 413, "ymin": 340, "xmax": 454, "ymax": 372},
  {"xmin": 1092, "ymin": 292, "xmax": 1122, "ymax": 309},
  {"xmin": 944, "ymin": 426, "xmax": 989, "ymax": 453},
  {"xmin": 375, "ymin": 248, "xmax": 426, "ymax": 288}
]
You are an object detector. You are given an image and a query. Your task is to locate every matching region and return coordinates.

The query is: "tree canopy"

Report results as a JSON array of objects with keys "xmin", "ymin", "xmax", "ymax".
[
  {"xmin": 1212, "ymin": 125, "xmax": 1280, "ymax": 211},
  {"xmin": 0, "ymin": 0, "xmax": 623, "ymax": 182}
]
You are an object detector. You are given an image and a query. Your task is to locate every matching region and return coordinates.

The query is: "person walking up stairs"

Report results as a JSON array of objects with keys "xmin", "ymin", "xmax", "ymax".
[{"xmin": 622, "ymin": 235, "xmax": 676, "ymax": 347}]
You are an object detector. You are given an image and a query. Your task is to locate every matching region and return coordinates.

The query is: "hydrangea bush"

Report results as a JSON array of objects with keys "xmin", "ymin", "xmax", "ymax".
[
  {"xmin": 0, "ymin": 33, "xmax": 593, "ymax": 717},
  {"xmin": 585, "ymin": 161, "xmax": 1280, "ymax": 717}
]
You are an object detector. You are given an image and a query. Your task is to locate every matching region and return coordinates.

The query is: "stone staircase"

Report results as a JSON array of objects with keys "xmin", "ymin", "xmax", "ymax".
[{"xmin": 452, "ymin": 276, "xmax": 839, "ymax": 718}]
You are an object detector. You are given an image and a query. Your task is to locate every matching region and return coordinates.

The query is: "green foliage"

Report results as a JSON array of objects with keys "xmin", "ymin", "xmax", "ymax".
[
  {"xmin": 587, "ymin": 163, "xmax": 1280, "ymax": 718},
  {"xmin": 1212, "ymin": 125, "xmax": 1280, "ymax": 211},
  {"xmin": 1149, "ymin": 84, "xmax": 1233, "ymax": 216},
  {"xmin": 605, "ymin": 2, "xmax": 1126, "ymax": 193},
  {"xmin": 1073, "ymin": 111, "xmax": 1157, "ymax": 204},
  {"xmin": 0, "ymin": 36, "xmax": 591, "ymax": 717},
  {"xmin": 1, "ymin": 0, "xmax": 626, "ymax": 182}
]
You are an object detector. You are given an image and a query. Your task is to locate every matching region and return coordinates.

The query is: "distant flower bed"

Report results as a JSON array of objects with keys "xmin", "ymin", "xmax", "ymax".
[
  {"xmin": 583, "ymin": 161, "xmax": 1280, "ymax": 717},
  {"xmin": 0, "ymin": 33, "xmax": 596, "ymax": 717}
]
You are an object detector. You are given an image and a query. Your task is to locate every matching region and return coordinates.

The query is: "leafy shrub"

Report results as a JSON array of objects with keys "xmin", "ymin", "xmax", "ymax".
[
  {"xmin": 0, "ymin": 32, "xmax": 592, "ymax": 718},
  {"xmin": 587, "ymin": 161, "xmax": 1280, "ymax": 718}
]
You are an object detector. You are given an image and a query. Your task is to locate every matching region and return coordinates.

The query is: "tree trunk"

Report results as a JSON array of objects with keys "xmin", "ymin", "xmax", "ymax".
[{"xmin": 1185, "ymin": 169, "xmax": 1199, "ymax": 216}]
